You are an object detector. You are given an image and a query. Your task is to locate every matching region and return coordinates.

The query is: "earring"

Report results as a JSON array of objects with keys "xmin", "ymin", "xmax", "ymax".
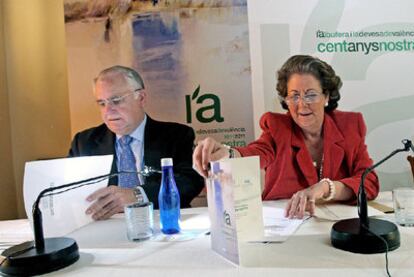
[{"xmin": 325, "ymin": 102, "xmax": 328, "ymax": 107}]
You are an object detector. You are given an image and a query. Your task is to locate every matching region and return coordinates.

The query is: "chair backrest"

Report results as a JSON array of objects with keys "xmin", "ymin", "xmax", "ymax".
[{"xmin": 408, "ymin": 156, "xmax": 414, "ymax": 182}]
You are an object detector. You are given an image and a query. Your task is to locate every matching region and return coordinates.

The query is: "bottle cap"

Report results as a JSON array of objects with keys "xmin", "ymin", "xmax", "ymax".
[{"xmin": 161, "ymin": 158, "xmax": 173, "ymax": 167}]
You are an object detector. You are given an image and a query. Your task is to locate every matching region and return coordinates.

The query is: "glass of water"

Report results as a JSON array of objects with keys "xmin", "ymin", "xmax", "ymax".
[
  {"xmin": 124, "ymin": 202, "xmax": 154, "ymax": 241},
  {"xmin": 393, "ymin": 188, "xmax": 414, "ymax": 227}
]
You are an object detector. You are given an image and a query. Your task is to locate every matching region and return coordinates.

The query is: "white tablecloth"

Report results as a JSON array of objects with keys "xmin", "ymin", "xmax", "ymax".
[{"xmin": 1, "ymin": 192, "xmax": 413, "ymax": 277}]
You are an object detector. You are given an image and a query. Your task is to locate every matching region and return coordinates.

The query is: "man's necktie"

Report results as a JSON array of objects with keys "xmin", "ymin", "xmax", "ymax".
[{"xmin": 118, "ymin": 135, "xmax": 140, "ymax": 188}]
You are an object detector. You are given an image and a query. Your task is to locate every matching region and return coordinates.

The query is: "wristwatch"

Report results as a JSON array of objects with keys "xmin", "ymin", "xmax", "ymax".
[{"xmin": 133, "ymin": 186, "xmax": 149, "ymax": 204}]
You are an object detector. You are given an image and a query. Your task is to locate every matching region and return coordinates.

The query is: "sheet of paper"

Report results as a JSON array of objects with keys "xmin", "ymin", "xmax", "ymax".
[
  {"xmin": 249, "ymin": 206, "xmax": 309, "ymax": 243},
  {"xmin": 23, "ymin": 155, "xmax": 113, "ymax": 237},
  {"xmin": 315, "ymin": 202, "xmax": 385, "ymax": 221},
  {"xmin": 263, "ymin": 206, "xmax": 309, "ymax": 235}
]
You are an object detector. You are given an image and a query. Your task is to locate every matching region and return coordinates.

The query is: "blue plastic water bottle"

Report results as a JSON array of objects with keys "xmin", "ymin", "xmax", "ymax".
[{"xmin": 159, "ymin": 158, "xmax": 181, "ymax": 234}]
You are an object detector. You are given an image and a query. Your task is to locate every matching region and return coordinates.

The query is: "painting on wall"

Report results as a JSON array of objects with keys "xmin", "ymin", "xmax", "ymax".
[{"xmin": 63, "ymin": 0, "xmax": 254, "ymax": 147}]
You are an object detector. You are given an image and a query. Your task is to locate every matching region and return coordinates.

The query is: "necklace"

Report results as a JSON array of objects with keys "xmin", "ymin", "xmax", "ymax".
[{"xmin": 313, "ymin": 153, "xmax": 324, "ymax": 181}]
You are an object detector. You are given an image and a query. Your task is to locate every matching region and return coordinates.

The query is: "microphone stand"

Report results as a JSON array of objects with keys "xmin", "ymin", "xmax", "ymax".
[
  {"xmin": 331, "ymin": 139, "xmax": 413, "ymax": 254},
  {"xmin": 0, "ymin": 167, "xmax": 159, "ymax": 276}
]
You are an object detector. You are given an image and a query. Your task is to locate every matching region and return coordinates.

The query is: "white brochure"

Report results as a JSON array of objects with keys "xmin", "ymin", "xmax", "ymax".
[
  {"xmin": 206, "ymin": 156, "xmax": 264, "ymax": 265},
  {"xmin": 23, "ymin": 155, "xmax": 113, "ymax": 237}
]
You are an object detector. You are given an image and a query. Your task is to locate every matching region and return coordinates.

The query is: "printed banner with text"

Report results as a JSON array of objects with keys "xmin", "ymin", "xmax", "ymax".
[
  {"xmin": 248, "ymin": 0, "xmax": 414, "ymax": 189},
  {"xmin": 64, "ymin": 0, "xmax": 253, "ymax": 147}
]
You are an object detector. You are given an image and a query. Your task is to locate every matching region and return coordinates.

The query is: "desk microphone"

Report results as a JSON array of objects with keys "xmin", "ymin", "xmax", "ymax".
[
  {"xmin": 331, "ymin": 139, "xmax": 413, "ymax": 254},
  {"xmin": 0, "ymin": 167, "xmax": 159, "ymax": 276}
]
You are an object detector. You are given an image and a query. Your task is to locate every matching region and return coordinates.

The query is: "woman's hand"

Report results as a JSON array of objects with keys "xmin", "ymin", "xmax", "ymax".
[
  {"xmin": 284, "ymin": 180, "xmax": 329, "ymax": 219},
  {"xmin": 192, "ymin": 137, "xmax": 231, "ymax": 178},
  {"xmin": 285, "ymin": 179, "xmax": 353, "ymax": 218}
]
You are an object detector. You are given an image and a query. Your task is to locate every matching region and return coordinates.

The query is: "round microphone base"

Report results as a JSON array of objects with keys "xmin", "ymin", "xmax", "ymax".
[
  {"xmin": 331, "ymin": 217, "xmax": 400, "ymax": 254},
  {"xmin": 0, "ymin": 237, "xmax": 79, "ymax": 276}
]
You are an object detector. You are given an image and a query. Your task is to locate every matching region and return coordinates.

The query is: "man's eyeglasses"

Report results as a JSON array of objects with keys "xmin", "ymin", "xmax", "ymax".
[
  {"xmin": 96, "ymin": 88, "xmax": 143, "ymax": 108},
  {"xmin": 283, "ymin": 91, "xmax": 324, "ymax": 106}
]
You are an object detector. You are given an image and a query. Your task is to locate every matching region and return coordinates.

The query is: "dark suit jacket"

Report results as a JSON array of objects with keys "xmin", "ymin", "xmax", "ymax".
[
  {"xmin": 237, "ymin": 110, "xmax": 379, "ymax": 201},
  {"xmin": 68, "ymin": 116, "xmax": 204, "ymax": 208}
]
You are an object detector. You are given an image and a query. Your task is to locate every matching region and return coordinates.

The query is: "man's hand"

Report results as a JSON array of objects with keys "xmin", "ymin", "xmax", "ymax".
[{"xmin": 85, "ymin": 186, "xmax": 136, "ymax": 220}]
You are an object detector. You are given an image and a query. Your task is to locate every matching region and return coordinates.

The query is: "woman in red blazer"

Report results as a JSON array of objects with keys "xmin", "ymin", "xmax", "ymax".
[{"xmin": 193, "ymin": 55, "xmax": 379, "ymax": 219}]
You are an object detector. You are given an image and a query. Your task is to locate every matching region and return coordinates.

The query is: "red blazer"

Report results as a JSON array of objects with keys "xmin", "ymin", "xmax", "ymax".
[{"xmin": 236, "ymin": 110, "xmax": 379, "ymax": 201}]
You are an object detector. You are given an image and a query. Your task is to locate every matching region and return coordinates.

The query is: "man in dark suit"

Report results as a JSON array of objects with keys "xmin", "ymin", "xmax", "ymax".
[{"xmin": 68, "ymin": 65, "xmax": 204, "ymax": 220}]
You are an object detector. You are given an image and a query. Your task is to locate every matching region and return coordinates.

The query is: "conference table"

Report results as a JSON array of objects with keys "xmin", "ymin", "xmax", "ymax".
[{"xmin": 1, "ymin": 192, "xmax": 413, "ymax": 277}]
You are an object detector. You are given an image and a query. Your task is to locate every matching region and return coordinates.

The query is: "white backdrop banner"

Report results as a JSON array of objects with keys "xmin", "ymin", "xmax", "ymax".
[{"xmin": 247, "ymin": 0, "xmax": 414, "ymax": 189}]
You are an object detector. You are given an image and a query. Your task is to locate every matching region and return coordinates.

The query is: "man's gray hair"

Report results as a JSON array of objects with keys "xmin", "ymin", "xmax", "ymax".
[{"xmin": 94, "ymin": 65, "xmax": 145, "ymax": 89}]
